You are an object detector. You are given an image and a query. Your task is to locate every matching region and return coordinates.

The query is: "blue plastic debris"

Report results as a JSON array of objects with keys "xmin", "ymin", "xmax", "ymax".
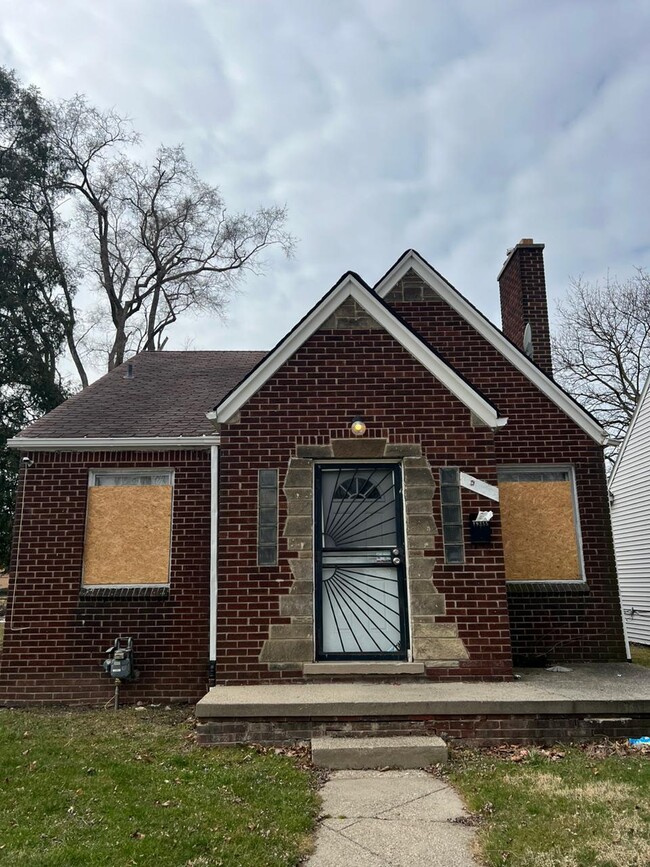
[{"xmin": 629, "ymin": 737, "xmax": 650, "ymax": 746}]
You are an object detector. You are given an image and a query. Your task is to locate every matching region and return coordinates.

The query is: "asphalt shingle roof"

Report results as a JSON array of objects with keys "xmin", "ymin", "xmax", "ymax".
[{"xmin": 20, "ymin": 351, "xmax": 266, "ymax": 439}]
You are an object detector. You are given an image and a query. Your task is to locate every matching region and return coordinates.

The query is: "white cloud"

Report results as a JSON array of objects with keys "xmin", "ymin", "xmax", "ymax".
[{"xmin": 1, "ymin": 0, "xmax": 649, "ymax": 378}]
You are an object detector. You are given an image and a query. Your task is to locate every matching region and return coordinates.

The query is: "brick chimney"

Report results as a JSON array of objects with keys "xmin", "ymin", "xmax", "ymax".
[{"xmin": 497, "ymin": 238, "xmax": 553, "ymax": 376}]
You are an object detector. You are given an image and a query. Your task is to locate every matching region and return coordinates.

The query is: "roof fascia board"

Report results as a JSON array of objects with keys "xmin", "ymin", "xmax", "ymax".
[
  {"xmin": 609, "ymin": 372, "xmax": 650, "ymax": 488},
  {"xmin": 213, "ymin": 275, "xmax": 503, "ymax": 428},
  {"xmin": 8, "ymin": 436, "xmax": 219, "ymax": 451},
  {"xmin": 375, "ymin": 251, "xmax": 607, "ymax": 445}
]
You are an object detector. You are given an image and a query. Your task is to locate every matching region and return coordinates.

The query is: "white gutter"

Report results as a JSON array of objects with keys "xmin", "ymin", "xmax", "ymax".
[
  {"xmin": 209, "ymin": 445, "xmax": 219, "ymax": 681},
  {"xmin": 8, "ymin": 436, "xmax": 219, "ymax": 451}
]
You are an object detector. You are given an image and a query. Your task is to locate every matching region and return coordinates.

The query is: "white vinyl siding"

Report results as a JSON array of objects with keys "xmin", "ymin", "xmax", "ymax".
[{"xmin": 610, "ymin": 376, "xmax": 650, "ymax": 645}]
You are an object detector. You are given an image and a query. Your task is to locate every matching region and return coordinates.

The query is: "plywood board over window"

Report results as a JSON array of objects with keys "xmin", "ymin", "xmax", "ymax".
[
  {"xmin": 499, "ymin": 469, "xmax": 581, "ymax": 581},
  {"xmin": 83, "ymin": 477, "xmax": 173, "ymax": 585}
]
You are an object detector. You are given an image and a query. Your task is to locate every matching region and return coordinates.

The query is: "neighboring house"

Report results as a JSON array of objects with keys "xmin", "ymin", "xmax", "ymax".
[
  {"xmin": 0, "ymin": 240, "xmax": 626, "ymax": 704},
  {"xmin": 610, "ymin": 374, "xmax": 650, "ymax": 646}
]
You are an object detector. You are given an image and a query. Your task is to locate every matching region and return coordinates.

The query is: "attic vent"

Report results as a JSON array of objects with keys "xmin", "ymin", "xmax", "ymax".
[{"xmin": 523, "ymin": 323, "xmax": 534, "ymax": 359}]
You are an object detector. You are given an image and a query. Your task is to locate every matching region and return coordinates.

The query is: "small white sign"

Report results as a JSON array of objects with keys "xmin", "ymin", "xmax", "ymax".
[{"xmin": 459, "ymin": 472, "xmax": 500, "ymax": 502}]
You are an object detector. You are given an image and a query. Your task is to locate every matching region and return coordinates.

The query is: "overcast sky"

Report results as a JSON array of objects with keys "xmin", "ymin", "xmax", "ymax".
[{"xmin": 2, "ymin": 0, "xmax": 649, "ymax": 378}]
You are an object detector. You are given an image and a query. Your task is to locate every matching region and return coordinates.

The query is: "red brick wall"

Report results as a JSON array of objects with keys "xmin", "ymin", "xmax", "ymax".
[
  {"xmin": 197, "ymin": 713, "xmax": 650, "ymax": 747},
  {"xmin": 498, "ymin": 243, "xmax": 554, "ymax": 376},
  {"xmin": 387, "ymin": 274, "xmax": 625, "ymax": 665},
  {"xmin": 0, "ymin": 271, "xmax": 626, "ymax": 704},
  {"xmin": 216, "ymin": 327, "xmax": 514, "ymax": 684},
  {"xmin": 0, "ymin": 450, "xmax": 211, "ymax": 704}
]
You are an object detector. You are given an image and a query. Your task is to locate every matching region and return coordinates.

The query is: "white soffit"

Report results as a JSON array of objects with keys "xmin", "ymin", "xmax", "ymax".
[
  {"xmin": 211, "ymin": 274, "xmax": 506, "ymax": 429},
  {"xmin": 374, "ymin": 251, "xmax": 607, "ymax": 445}
]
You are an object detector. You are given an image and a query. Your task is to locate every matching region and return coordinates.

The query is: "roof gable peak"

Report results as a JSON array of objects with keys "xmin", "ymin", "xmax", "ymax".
[
  {"xmin": 210, "ymin": 267, "xmax": 505, "ymax": 429},
  {"xmin": 375, "ymin": 249, "xmax": 606, "ymax": 445}
]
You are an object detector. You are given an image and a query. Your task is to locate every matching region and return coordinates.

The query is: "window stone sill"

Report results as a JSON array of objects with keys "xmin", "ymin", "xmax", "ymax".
[
  {"xmin": 506, "ymin": 581, "xmax": 589, "ymax": 595},
  {"xmin": 79, "ymin": 585, "xmax": 170, "ymax": 601}
]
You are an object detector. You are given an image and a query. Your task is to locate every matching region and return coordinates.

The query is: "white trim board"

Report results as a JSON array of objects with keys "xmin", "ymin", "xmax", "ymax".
[
  {"xmin": 209, "ymin": 274, "xmax": 507, "ymax": 430},
  {"xmin": 459, "ymin": 472, "xmax": 499, "ymax": 502},
  {"xmin": 8, "ymin": 436, "xmax": 219, "ymax": 451},
  {"xmin": 374, "ymin": 250, "xmax": 607, "ymax": 445}
]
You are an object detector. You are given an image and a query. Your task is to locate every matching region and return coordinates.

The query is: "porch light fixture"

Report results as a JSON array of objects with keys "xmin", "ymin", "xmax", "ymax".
[{"xmin": 350, "ymin": 416, "xmax": 367, "ymax": 437}]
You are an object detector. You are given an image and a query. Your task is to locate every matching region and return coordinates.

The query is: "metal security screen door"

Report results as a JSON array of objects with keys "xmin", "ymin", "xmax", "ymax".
[{"xmin": 315, "ymin": 465, "xmax": 410, "ymax": 660}]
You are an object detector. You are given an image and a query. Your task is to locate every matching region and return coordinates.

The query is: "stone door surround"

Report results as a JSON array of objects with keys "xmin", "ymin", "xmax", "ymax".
[{"xmin": 259, "ymin": 437, "xmax": 469, "ymax": 670}]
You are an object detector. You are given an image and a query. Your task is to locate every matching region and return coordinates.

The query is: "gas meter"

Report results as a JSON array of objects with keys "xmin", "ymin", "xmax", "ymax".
[{"xmin": 102, "ymin": 637, "xmax": 135, "ymax": 681}]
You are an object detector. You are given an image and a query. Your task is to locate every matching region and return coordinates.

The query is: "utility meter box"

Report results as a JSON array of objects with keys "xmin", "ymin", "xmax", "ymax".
[{"xmin": 102, "ymin": 637, "xmax": 135, "ymax": 681}]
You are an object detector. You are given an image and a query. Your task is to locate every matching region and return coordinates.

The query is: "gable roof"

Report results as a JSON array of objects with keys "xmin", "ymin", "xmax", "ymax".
[
  {"xmin": 374, "ymin": 249, "xmax": 607, "ymax": 445},
  {"xmin": 12, "ymin": 351, "xmax": 265, "ymax": 443},
  {"xmin": 11, "ymin": 250, "xmax": 607, "ymax": 450},
  {"xmin": 209, "ymin": 271, "xmax": 508, "ymax": 429},
  {"xmin": 609, "ymin": 372, "xmax": 650, "ymax": 488}
]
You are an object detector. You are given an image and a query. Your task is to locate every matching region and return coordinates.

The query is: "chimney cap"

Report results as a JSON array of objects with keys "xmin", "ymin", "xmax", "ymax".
[{"xmin": 497, "ymin": 238, "xmax": 545, "ymax": 281}]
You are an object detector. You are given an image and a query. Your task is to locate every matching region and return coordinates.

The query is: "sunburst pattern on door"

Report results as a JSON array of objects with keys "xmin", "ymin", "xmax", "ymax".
[{"xmin": 321, "ymin": 565, "xmax": 402, "ymax": 653}]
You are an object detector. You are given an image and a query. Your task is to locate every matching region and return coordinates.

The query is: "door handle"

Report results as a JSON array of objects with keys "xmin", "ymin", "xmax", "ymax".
[{"xmin": 392, "ymin": 556, "xmax": 401, "ymax": 565}]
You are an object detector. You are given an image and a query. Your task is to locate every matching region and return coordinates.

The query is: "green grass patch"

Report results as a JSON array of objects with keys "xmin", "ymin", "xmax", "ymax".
[
  {"xmin": 0, "ymin": 707, "xmax": 319, "ymax": 866},
  {"xmin": 448, "ymin": 744, "xmax": 650, "ymax": 867},
  {"xmin": 631, "ymin": 643, "xmax": 650, "ymax": 669}
]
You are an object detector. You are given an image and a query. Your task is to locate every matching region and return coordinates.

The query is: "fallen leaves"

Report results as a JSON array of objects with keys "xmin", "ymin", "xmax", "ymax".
[{"xmin": 474, "ymin": 744, "xmax": 567, "ymax": 763}]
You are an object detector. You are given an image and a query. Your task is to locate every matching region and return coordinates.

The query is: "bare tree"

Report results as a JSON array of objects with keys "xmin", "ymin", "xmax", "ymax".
[
  {"xmin": 553, "ymin": 270, "xmax": 650, "ymax": 463},
  {"xmin": 54, "ymin": 99, "xmax": 294, "ymax": 377},
  {"xmin": 44, "ymin": 96, "xmax": 294, "ymax": 382}
]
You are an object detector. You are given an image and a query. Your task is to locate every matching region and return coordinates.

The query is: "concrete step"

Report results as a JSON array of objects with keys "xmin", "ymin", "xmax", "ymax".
[{"xmin": 311, "ymin": 735, "xmax": 448, "ymax": 770}]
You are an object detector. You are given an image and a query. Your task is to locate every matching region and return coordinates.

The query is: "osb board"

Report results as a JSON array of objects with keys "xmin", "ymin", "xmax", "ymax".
[
  {"xmin": 500, "ymin": 481, "xmax": 580, "ymax": 581},
  {"xmin": 83, "ymin": 486, "xmax": 172, "ymax": 585}
]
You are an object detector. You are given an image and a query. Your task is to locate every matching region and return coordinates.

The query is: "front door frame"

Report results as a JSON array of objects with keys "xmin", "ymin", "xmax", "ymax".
[{"xmin": 314, "ymin": 462, "xmax": 410, "ymax": 661}]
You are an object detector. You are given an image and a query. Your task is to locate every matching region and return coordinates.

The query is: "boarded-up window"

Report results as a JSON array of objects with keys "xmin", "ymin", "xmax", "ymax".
[
  {"xmin": 83, "ymin": 471, "xmax": 173, "ymax": 586},
  {"xmin": 498, "ymin": 468, "xmax": 581, "ymax": 581}
]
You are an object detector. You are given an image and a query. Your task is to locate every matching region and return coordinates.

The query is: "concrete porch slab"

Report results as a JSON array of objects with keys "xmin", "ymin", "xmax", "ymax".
[{"xmin": 196, "ymin": 663, "xmax": 650, "ymax": 719}]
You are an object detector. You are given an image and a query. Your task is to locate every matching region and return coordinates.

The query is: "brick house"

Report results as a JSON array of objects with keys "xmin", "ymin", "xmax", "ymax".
[{"xmin": 0, "ymin": 240, "xmax": 626, "ymax": 704}]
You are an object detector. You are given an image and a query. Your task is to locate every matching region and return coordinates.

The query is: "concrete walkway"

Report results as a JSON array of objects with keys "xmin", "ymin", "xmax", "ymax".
[{"xmin": 307, "ymin": 769, "xmax": 479, "ymax": 867}]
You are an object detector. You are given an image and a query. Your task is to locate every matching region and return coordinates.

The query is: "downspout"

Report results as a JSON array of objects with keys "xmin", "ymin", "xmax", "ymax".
[{"xmin": 208, "ymin": 445, "xmax": 219, "ymax": 685}]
